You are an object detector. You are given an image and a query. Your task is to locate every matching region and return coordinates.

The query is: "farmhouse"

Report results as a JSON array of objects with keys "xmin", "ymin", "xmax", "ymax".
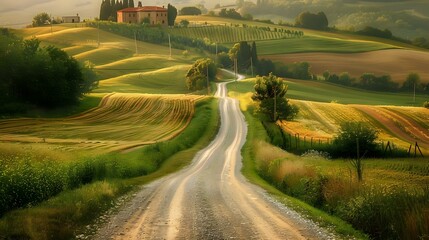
[
  {"xmin": 62, "ymin": 14, "xmax": 80, "ymax": 23},
  {"xmin": 117, "ymin": 6, "xmax": 168, "ymax": 26}
]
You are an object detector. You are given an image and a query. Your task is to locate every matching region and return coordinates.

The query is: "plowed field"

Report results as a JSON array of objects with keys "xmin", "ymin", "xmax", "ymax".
[{"xmin": 265, "ymin": 49, "xmax": 429, "ymax": 83}]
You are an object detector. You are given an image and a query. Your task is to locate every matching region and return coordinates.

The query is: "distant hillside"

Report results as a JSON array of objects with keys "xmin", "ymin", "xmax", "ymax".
[{"xmin": 240, "ymin": 0, "xmax": 429, "ymax": 39}]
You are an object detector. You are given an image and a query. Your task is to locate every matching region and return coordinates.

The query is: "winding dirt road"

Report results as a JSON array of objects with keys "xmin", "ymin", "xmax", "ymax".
[{"xmin": 94, "ymin": 76, "xmax": 335, "ymax": 239}]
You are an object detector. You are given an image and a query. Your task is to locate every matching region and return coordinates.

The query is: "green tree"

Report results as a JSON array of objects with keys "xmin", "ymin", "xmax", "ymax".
[
  {"xmin": 180, "ymin": 19, "xmax": 190, "ymax": 27},
  {"xmin": 295, "ymin": 11, "xmax": 328, "ymax": 30},
  {"xmin": 129, "ymin": 0, "xmax": 134, "ymax": 7},
  {"xmin": 0, "ymin": 31, "xmax": 98, "ymax": 111},
  {"xmin": 180, "ymin": 7, "xmax": 202, "ymax": 15},
  {"xmin": 217, "ymin": 52, "xmax": 233, "ymax": 68},
  {"xmin": 185, "ymin": 58, "xmax": 217, "ymax": 91},
  {"xmin": 402, "ymin": 73, "xmax": 421, "ymax": 91},
  {"xmin": 32, "ymin": 12, "xmax": 51, "ymax": 27},
  {"xmin": 333, "ymin": 122, "xmax": 379, "ymax": 181},
  {"xmin": 252, "ymin": 73, "xmax": 298, "ymax": 121},
  {"xmin": 323, "ymin": 70, "xmax": 330, "ymax": 81},
  {"xmin": 167, "ymin": 4, "xmax": 178, "ymax": 26}
]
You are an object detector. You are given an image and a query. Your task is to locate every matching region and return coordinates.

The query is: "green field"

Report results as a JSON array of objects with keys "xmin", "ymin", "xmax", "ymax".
[
  {"xmin": 254, "ymin": 36, "xmax": 397, "ymax": 54},
  {"xmin": 4, "ymin": 15, "xmax": 429, "ymax": 240},
  {"xmin": 232, "ymin": 78, "xmax": 427, "ymax": 106}
]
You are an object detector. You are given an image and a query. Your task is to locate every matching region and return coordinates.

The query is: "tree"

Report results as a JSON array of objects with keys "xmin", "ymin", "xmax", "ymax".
[
  {"xmin": 252, "ymin": 73, "xmax": 298, "ymax": 121},
  {"xmin": 129, "ymin": 0, "xmax": 134, "ymax": 7},
  {"xmin": 323, "ymin": 70, "xmax": 330, "ymax": 81},
  {"xmin": 185, "ymin": 58, "xmax": 217, "ymax": 91},
  {"xmin": 217, "ymin": 52, "xmax": 233, "ymax": 68},
  {"xmin": 167, "ymin": 4, "xmax": 178, "ymax": 26},
  {"xmin": 402, "ymin": 73, "xmax": 421, "ymax": 91},
  {"xmin": 180, "ymin": 7, "xmax": 202, "ymax": 15},
  {"xmin": 180, "ymin": 19, "xmax": 190, "ymax": 27},
  {"xmin": 0, "ymin": 31, "xmax": 98, "ymax": 111},
  {"xmin": 100, "ymin": 0, "xmax": 112, "ymax": 20},
  {"xmin": 219, "ymin": 8, "xmax": 242, "ymax": 19},
  {"xmin": 295, "ymin": 11, "xmax": 328, "ymax": 30},
  {"xmin": 333, "ymin": 122, "xmax": 379, "ymax": 181},
  {"xmin": 32, "ymin": 13, "xmax": 51, "ymax": 27}
]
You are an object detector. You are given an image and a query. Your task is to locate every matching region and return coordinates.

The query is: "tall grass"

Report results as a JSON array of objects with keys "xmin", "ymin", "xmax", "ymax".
[{"xmin": 254, "ymin": 145, "xmax": 429, "ymax": 239}]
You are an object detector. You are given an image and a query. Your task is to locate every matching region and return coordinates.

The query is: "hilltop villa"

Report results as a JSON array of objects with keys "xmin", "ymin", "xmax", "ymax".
[
  {"xmin": 62, "ymin": 14, "xmax": 80, "ymax": 23},
  {"xmin": 117, "ymin": 6, "xmax": 168, "ymax": 26}
]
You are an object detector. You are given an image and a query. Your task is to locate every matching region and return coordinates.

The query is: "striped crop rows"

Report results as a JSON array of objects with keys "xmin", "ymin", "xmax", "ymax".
[
  {"xmin": 280, "ymin": 100, "xmax": 429, "ymax": 151},
  {"xmin": 168, "ymin": 25, "xmax": 292, "ymax": 43},
  {"xmin": 0, "ymin": 93, "xmax": 205, "ymax": 152}
]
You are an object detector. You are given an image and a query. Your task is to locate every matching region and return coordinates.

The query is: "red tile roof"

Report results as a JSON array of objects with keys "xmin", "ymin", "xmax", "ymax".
[{"xmin": 117, "ymin": 6, "xmax": 167, "ymax": 13}]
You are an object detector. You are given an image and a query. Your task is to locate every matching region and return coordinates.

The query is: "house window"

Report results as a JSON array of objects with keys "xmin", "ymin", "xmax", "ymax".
[
  {"xmin": 157, "ymin": 13, "xmax": 158, "ymax": 17},
  {"xmin": 129, "ymin": 13, "xmax": 131, "ymax": 17},
  {"xmin": 148, "ymin": 13, "xmax": 150, "ymax": 17},
  {"xmin": 162, "ymin": 20, "xmax": 165, "ymax": 24}
]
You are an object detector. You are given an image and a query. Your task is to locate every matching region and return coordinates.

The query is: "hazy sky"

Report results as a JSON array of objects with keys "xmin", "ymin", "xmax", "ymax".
[{"xmin": 0, "ymin": 0, "xmax": 229, "ymax": 28}]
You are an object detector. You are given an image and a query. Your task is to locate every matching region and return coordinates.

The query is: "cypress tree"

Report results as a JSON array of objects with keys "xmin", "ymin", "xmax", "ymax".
[
  {"xmin": 129, "ymin": 0, "xmax": 135, "ymax": 7},
  {"xmin": 251, "ymin": 41, "xmax": 259, "ymax": 66},
  {"xmin": 167, "ymin": 4, "xmax": 177, "ymax": 26},
  {"xmin": 238, "ymin": 41, "xmax": 251, "ymax": 70},
  {"xmin": 99, "ymin": 0, "xmax": 105, "ymax": 20}
]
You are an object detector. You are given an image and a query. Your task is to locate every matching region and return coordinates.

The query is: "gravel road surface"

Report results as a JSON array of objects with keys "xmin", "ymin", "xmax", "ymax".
[{"xmin": 94, "ymin": 74, "xmax": 336, "ymax": 239}]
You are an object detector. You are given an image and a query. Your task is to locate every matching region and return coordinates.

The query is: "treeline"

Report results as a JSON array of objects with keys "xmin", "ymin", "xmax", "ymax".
[
  {"xmin": 99, "ymin": 0, "xmax": 135, "ymax": 21},
  {"xmin": 0, "ymin": 29, "xmax": 98, "ymax": 114},
  {"xmin": 86, "ymin": 21, "xmax": 228, "ymax": 53},
  {"xmin": 324, "ymin": 71, "xmax": 429, "ymax": 93},
  {"xmin": 354, "ymin": 25, "xmax": 429, "ymax": 49}
]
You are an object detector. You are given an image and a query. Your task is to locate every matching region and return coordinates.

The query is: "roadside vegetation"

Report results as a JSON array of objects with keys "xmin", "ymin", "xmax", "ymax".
[
  {"xmin": 232, "ymin": 79, "xmax": 429, "ymax": 239},
  {"xmin": 0, "ymin": 97, "xmax": 219, "ymax": 239},
  {"xmin": 0, "ymin": 29, "xmax": 98, "ymax": 115}
]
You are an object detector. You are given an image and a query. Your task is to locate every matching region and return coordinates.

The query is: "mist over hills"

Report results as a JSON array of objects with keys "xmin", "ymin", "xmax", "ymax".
[
  {"xmin": 241, "ymin": 0, "xmax": 429, "ymax": 39},
  {"xmin": 1, "ymin": 0, "xmax": 427, "ymax": 39}
]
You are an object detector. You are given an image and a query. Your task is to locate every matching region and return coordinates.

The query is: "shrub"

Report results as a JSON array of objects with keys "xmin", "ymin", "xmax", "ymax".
[
  {"xmin": 332, "ymin": 122, "xmax": 379, "ymax": 158},
  {"xmin": 424, "ymin": 101, "xmax": 429, "ymax": 108}
]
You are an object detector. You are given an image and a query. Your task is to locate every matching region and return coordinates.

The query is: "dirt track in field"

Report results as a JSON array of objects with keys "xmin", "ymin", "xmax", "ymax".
[{"xmin": 265, "ymin": 49, "xmax": 429, "ymax": 83}]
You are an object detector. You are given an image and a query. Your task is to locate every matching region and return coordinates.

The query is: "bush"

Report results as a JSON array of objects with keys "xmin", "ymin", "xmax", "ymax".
[
  {"xmin": 332, "ymin": 122, "xmax": 379, "ymax": 158},
  {"xmin": 424, "ymin": 101, "xmax": 429, "ymax": 109},
  {"xmin": 295, "ymin": 11, "xmax": 328, "ymax": 30},
  {"xmin": 179, "ymin": 6, "xmax": 202, "ymax": 15},
  {"xmin": 185, "ymin": 58, "xmax": 217, "ymax": 91}
]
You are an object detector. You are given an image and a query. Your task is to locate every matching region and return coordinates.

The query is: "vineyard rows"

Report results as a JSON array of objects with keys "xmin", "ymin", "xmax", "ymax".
[
  {"xmin": 0, "ymin": 93, "xmax": 204, "ymax": 152},
  {"xmin": 168, "ymin": 25, "xmax": 298, "ymax": 43}
]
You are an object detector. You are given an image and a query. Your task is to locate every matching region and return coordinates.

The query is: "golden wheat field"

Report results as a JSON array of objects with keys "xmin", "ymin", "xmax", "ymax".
[
  {"xmin": 280, "ymin": 100, "xmax": 429, "ymax": 151},
  {"xmin": 0, "ymin": 93, "xmax": 205, "ymax": 152}
]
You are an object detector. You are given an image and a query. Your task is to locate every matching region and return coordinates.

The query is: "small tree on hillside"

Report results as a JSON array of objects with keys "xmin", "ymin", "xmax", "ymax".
[
  {"xmin": 333, "ymin": 122, "xmax": 379, "ymax": 181},
  {"xmin": 186, "ymin": 58, "xmax": 217, "ymax": 91},
  {"xmin": 402, "ymin": 73, "xmax": 421, "ymax": 91},
  {"xmin": 252, "ymin": 73, "xmax": 298, "ymax": 121},
  {"xmin": 32, "ymin": 13, "xmax": 51, "ymax": 27}
]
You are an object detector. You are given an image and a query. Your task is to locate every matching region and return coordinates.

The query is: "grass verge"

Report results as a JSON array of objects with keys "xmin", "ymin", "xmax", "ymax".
[
  {"xmin": 240, "ymin": 106, "xmax": 367, "ymax": 239},
  {"xmin": 0, "ymin": 98, "xmax": 219, "ymax": 239}
]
